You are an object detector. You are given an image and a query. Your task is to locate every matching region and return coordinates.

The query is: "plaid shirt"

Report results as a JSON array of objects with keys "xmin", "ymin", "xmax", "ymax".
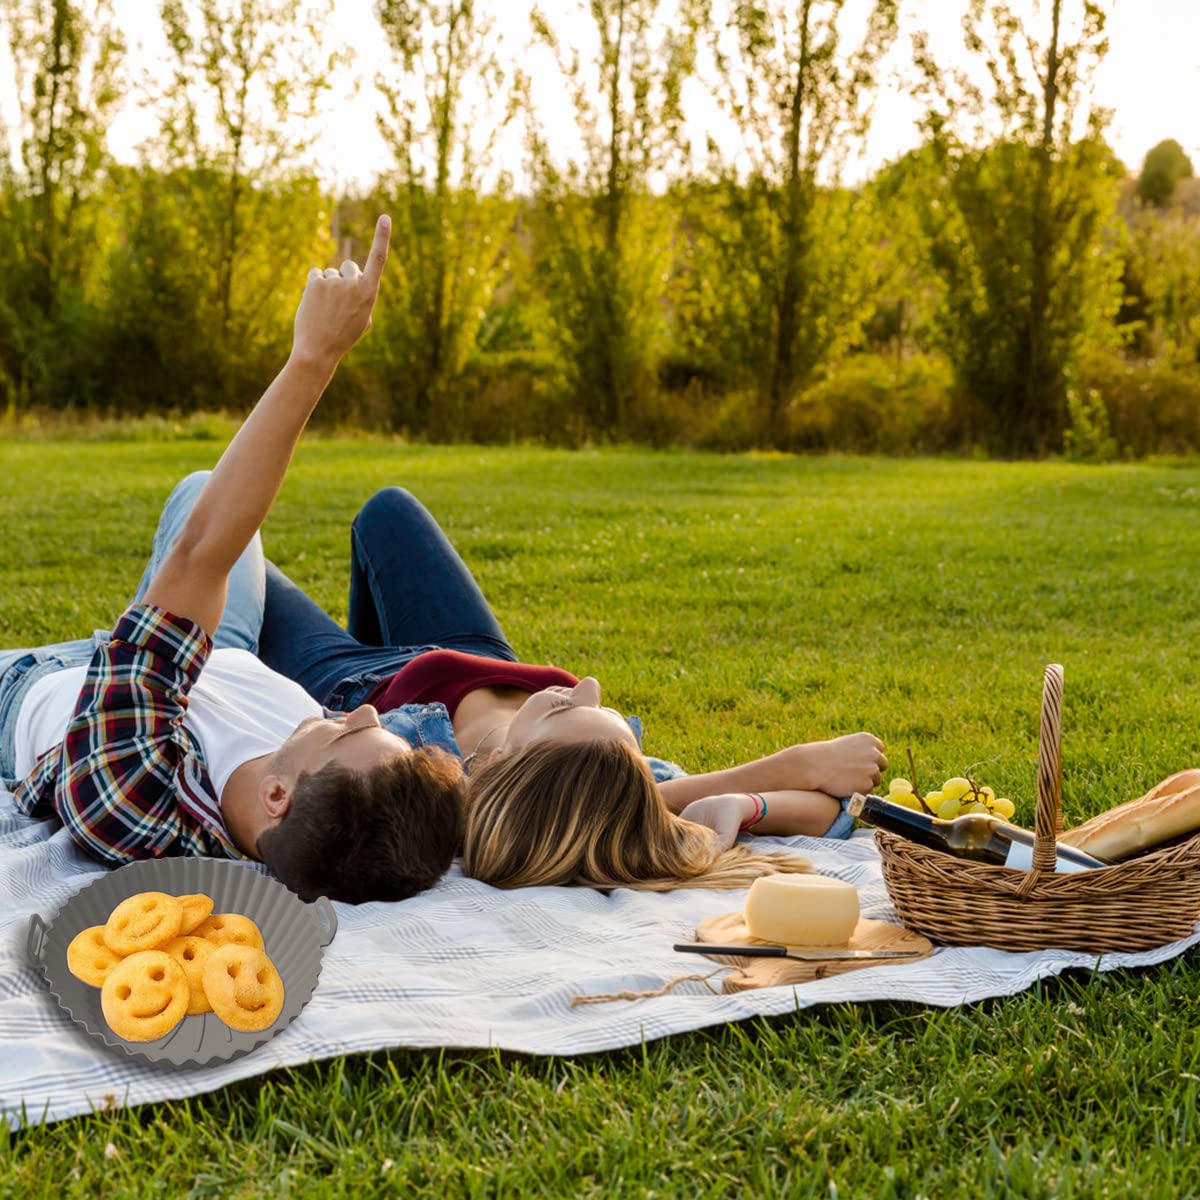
[{"xmin": 13, "ymin": 604, "xmax": 248, "ymax": 867}]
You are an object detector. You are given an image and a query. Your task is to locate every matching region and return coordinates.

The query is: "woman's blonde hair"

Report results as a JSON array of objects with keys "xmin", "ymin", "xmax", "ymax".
[{"xmin": 461, "ymin": 738, "xmax": 810, "ymax": 891}]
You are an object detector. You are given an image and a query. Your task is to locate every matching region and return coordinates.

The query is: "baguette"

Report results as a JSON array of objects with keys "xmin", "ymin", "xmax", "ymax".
[{"xmin": 1058, "ymin": 769, "xmax": 1200, "ymax": 861}]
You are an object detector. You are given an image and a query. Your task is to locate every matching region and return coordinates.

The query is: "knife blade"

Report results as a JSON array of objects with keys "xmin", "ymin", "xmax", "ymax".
[{"xmin": 673, "ymin": 942, "xmax": 922, "ymax": 961}]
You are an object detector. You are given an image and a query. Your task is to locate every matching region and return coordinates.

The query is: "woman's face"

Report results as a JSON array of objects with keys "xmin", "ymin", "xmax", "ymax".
[{"xmin": 500, "ymin": 677, "xmax": 638, "ymax": 755}]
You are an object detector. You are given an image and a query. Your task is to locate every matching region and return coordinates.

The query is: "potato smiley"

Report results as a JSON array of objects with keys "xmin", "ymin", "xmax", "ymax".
[
  {"xmin": 100, "ymin": 950, "xmax": 190, "ymax": 1042},
  {"xmin": 202, "ymin": 944, "xmax": 284, "ymax": 1032},
  {"xmin": 164, "ymin": 935, "xmax": 216, "ymax": 1015},
  {"xmin": 66, "ymin": 925, "xmax": 125, "ymax": 988},
  {"xmin": 175, "ymin": 893, "xmax": 215, "ymax": 936},
  {"xmin": 192, "ymin": 912, "xmax": 264, "ymax": 951},
  {"xmin": 102, "ymin": 892, "xmax": 184, "ymax": 956}
]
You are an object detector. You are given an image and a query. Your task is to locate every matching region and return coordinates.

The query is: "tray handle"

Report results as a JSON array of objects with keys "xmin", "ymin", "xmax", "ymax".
[
  {"xmin": 313, "ymin": 895, "xmax": 338, "ymax": 947},
  {"xmin": 26, "ymin": 913, "xmax": 50, "ymax": 967},
  {"xmin": 1032, "ymin": 663, "xmax": 1065, "ymax": 877}
]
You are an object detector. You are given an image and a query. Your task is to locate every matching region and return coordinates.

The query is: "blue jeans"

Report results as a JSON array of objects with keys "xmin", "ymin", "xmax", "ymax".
[
  {"xmin": 257, "ymin": 487, "xmax": 516, "ymax": 711},
  {"xmin": 130, "ymin": 471, "xmax": 266, "ymax": 654},
  {"xmin": 0, "ymin": 471, "xmax": 265, "ymax": 784}
]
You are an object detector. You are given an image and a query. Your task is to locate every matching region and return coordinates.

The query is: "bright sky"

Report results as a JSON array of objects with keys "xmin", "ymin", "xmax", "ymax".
[{"xmin": 1, "ymin": 0, "xmax": 1198, "ymax": 190}]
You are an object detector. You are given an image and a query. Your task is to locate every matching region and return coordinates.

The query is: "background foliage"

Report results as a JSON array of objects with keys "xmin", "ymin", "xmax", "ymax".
[{"xmin": 1, "ymin": 0, "xmax": 1198, "ymax": 456}]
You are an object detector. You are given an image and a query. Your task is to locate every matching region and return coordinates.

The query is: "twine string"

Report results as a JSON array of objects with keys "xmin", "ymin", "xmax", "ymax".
[{"xmin": 570, "ymin": 969, "xmax": 725, "ymax": 1006}]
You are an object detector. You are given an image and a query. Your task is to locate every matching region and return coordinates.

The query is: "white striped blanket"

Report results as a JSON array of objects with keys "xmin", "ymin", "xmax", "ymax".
[{"xmin": 3, "ymin": 787, "xmax": 1198, "ymax": 1131}]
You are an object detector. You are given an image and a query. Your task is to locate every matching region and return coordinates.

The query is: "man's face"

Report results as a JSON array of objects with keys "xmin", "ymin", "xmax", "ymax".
[{"xmin": 273, "ymin": 703, "xmax": 411, "ymax": 781}]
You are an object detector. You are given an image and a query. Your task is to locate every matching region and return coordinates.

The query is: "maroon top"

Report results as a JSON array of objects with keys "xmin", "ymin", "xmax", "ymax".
[{"xmin": 365, "ymin": 649, "xmax": 579, "ymax": 719}]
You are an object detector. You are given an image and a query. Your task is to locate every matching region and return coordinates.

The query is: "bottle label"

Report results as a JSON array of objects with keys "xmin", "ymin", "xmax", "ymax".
[{"xmin": 1003, "ymin": 840, "xmax": 1091, "ymax": 873}]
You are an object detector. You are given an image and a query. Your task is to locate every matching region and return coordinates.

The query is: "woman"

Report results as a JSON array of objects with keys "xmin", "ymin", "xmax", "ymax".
[{"xmin": 257, "ymin": 486, "xmax": 889, "ymax": 890}]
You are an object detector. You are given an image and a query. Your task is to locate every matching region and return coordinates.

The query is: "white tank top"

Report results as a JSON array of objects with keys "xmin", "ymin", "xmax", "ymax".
[{"xmin": 13, "ymin": 649, "xmax": 323, "ymax": 800}]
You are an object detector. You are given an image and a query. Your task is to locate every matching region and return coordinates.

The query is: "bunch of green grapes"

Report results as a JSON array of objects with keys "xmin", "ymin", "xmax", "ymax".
[{"xmin": 886, "ymin": 775, "xmax": 1016, "ymax": 821}]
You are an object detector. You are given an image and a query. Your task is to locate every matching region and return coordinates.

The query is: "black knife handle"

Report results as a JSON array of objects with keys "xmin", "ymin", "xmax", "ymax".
[{"xmin": 673, "ymin": 943, "xmax": 784, "ymax": 958}]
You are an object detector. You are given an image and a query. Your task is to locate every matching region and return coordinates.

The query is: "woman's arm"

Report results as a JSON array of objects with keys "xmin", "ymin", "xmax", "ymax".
[
  {"xmin": 656, "ymin": 732, "xmax": 887, "ymax": 812},
  {"xmin": 746, "ymin": 790, "xmax": 841, "ymax": 837},
  {"xmin": 143, "ymin": 217, "xmax": 391, "ymax": 639},
  {"xmin": 676, "ymin": 790, "xmax": 842, "ymax": 847}
]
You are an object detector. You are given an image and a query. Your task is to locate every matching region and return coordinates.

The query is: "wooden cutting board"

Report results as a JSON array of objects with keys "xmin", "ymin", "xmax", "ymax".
[{"xmin": 694, "ymin": 911, "xmax": 934, "ymax": 993}]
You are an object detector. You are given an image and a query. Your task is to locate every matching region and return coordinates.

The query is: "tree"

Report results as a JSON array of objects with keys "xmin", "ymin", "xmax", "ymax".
[
  {"xmin": 110, "ymin": 0, "xmax": 341, "ymax": 408},
  {"xmin": 913, "ymin": 0, "xmax": 1124, "ymax": 455},
  {"xmin": 860, "ymin": 148, "xmax": 944, "ymax": 360},
  {"xmin": 1124, "ymin": 210, "xmax": 1200, "ymax": 366},
  {"xmin": 1137, "ymin": 138, "xmax": 1194, "ymax": 207},
  {"xmin": 100, "ymin": 164, "xmax": 332, "ymax": 413},
  {"xmin": 524, "ymin": 0, "xmax": 703, "ymax": 436},
  {"xmin": 0, "ymin": 0, "xmax": 124, "ymax": 409},
  {"xmin": 368, "ymin": 0, "xmax": 518, "ymax": 434},
  {"xmin": 681, "ymin": 0, "xmax": 898, "ymax": 444}
]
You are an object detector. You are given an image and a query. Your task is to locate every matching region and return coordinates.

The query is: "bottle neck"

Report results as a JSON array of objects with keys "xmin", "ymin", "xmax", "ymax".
[{"xmin": 851, "ymin": 794, "xmax": 945, "ymax": 848}]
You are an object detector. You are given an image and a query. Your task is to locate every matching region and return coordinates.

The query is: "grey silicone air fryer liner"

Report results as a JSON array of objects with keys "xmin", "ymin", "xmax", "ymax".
[{"xmin": 26, "ymin": 857, "xmax": 338, "ymax": 1068}]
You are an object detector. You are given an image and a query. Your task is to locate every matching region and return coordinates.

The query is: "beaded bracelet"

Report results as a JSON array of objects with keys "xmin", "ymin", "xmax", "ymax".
[{"xmin": 738, "ymin": 792, "xmax": 769, "ymax": 831}]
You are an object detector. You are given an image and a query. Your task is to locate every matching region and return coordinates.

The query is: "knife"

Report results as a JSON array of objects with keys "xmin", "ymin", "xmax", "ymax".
[{"xmin": 673, "ymin": 942, "xmax": 922, "ymax": 961}]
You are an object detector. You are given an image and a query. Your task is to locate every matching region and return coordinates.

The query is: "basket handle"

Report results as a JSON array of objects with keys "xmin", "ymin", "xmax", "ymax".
[{"xmin": 1033, "ymin": 663, "xmax": 1065, "ymax": 874}]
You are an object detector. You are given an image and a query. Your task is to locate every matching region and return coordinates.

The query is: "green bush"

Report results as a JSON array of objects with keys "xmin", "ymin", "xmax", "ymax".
[
  {"xmin": 429, "ymin": 350, "xmax": 574, "ymax": 445},
  {"xmin": 0, "ymin": 408, "xmax": 241, "ymax": 443},
  {"xmin": 668, "ymin": 392, "xmax": 747, "ymax": 453},
  {"xmin": 641, "ymin": 353, "xmax": 958, "ymax": 455},
  {"xmin": 448, "ymin": 350, "xmax": 570, "ymax": 444},
  {"xmin": 1063, "ymin": 384, "xmax": 1118, "ymax": 463},
  {"xmin": 786, "ymin": 353, "xmax": 956, "ymax": 453},
  {"xmin": 1080, "ymin": 352, "xmax": 1200, "ymax": 456}
]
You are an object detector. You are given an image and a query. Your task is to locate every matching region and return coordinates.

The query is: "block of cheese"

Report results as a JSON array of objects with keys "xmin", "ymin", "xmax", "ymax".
[{"xmin": 743, "ymin": 873, "xmax": 860, "ymax": 946}]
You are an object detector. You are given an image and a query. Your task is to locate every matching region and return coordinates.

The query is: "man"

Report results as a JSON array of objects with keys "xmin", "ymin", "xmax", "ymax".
[{"xmin": 0, "ymin": 217, "xmax": 465, "ymax": 904}]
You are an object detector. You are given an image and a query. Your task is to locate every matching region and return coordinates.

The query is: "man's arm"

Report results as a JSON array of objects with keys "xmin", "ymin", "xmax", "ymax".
[
  {"xmin": 38, "ymin": 608, "xmax": 232, "ymax": 866},
  {"xmin": 143, "ymin": 216, "xmax": 391, "ymax": 637}
]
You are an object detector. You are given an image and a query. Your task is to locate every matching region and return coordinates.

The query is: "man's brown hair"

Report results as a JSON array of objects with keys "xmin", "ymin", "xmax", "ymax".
[{"xmin": 257, "ymin": 748, "xmax": 465, "ymax": 903}]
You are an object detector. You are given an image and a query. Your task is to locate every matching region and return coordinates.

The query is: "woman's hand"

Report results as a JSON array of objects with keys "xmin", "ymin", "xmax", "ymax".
[
  {"xmin": 658, "ymin": 732, "xmax": 888, "ymax": 813},
  {"xmin": 291, "ymin": 214, "xmax": 391, "ymax": 374},
  {"xmin": 677, "ymin": 793, "xmax": 758, "ymax": 851},
  {"xmin": 798, "ymin": 733, "xmax": 887, "ymax": 798}
]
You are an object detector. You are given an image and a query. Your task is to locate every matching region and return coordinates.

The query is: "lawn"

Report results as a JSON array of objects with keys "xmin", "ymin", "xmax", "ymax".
[{"xmin": 3, "ymin": 441, "xmax": 1200, "ymax": 1198}]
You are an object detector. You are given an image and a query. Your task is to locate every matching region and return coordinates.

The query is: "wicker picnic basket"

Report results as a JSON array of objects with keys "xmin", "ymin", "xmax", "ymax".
[{"xmin": 875, "ymin": 664, "xmax": 1200, "ymax": 954}]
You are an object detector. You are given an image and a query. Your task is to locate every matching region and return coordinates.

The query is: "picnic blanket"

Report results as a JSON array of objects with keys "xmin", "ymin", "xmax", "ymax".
[{"xmin": 4, "ymin": 785, "xmax": 1200, "ymax": 1132}]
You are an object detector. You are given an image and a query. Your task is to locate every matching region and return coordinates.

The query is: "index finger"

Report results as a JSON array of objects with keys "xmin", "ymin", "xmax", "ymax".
[{"xmin": 361, "ymin": 214, "xmax": 391, "ymax": 290}]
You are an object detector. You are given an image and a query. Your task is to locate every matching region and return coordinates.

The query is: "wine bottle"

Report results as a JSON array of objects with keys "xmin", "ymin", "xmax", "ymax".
[{"xmin": 847, "ymin": 794, "xmax": 1107, "ymax": 873}]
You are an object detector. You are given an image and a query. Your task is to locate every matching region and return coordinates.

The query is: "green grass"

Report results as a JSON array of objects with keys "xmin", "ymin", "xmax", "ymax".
[{"xmin": 4, "ymin": 442, "xmax": 1200, "ymax": 1197}]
